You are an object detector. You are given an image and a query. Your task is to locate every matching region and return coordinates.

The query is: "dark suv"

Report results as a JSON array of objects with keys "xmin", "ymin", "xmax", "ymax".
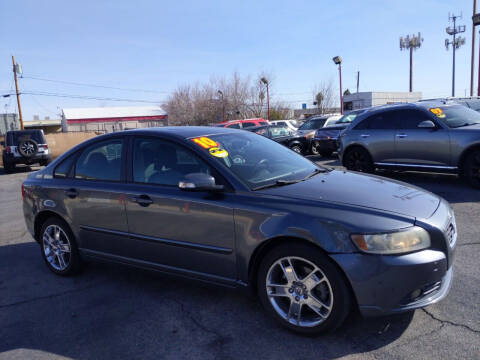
[
  {"xmin": 1, "ymin": 130, "xmax": 51, "ymax": 173},
  {"xmin": 339, "ymin": 102, "xmax": 480, "ymax": 187}
]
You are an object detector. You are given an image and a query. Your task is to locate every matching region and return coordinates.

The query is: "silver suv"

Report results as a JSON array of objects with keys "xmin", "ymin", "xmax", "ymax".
[{"xmin": 339, "ymin": 102, "xmax": 480, "ymax": 188}]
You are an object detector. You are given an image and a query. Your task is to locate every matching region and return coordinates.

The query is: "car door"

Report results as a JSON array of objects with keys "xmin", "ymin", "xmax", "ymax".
[
  {"xmin": 123, "ymin": 136, "xmax": 236, "ymax": 282},
  {"xmin": 394, "ymin": 109, "xmax": 451, "ymax": 166},
  {"xmin": 349, "ymin": 111, "xmax": 398, "ymax": 163},
  {"xmin": 58, "ymin": 137, "xmax": 130, "ymax": 255}
]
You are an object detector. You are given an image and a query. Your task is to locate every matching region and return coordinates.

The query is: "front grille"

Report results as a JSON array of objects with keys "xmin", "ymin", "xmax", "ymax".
[{"xmin": 445, "ymin": 218, "xmax": 457, "ymax": 247}]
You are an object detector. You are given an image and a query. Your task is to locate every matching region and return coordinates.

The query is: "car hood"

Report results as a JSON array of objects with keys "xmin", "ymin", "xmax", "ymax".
[{"xmin": 258, "ymin": 170, "xmax": 440, "ymax": 219}]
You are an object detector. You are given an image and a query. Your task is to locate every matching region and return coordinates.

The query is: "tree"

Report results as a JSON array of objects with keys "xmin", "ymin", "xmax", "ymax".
[{"xmin": 312, "ymin": 80, "xmax": 336, "ymax": 114}]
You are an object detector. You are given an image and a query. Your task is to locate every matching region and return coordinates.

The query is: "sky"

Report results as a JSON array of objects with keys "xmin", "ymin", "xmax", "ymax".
[{"xmin": 0, "ymin": 0, "xmax": 475, "ymax": 120}]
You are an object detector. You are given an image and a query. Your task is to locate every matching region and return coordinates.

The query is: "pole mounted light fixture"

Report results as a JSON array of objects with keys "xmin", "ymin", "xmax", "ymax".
[
  {"xmin": 260, "ymin": 77, "xmax": 270, "ymax": 121},
  {"xmin": 217, "ymin": 90, "xmax": 225, "ymax": 122},
  {"xmin": 399, "ymin": 33, "xmax": 423, "ymax": 92},
  {"xmin": 445, "ymin": 13, "xmax": 466, "ymax": 97},
  {"xmin": 332, "ymin": 56, "xmax": 343, "ymax": 114}
]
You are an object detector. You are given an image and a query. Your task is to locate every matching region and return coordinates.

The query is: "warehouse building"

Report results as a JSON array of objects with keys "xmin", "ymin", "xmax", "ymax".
[
  {"xmin": 0, "ymin": 113, "xmax": 20, "ymax": 135},
  {"xmin": 343, "ymin": 91, "xmax": 422, "ymax": 111},
  {"xmin": 61, "ymin": 106, "xmax": 168, "ymax": 132}
]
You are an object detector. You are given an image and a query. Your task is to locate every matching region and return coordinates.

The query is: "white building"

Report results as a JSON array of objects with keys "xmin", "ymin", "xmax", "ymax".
[
  {"xmin": 343, "ymin": 92, "xmax": 422, "ymax": 111},
  {"xmin": 61, "ymin": 106, "xmax": 168, "ymax": 132}
]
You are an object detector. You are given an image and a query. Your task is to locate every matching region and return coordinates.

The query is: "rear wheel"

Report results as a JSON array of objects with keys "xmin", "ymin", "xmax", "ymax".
[
  {"xmin": 40, "ymin": 217, "xmax": 82, "ymax": 276},
  {"xmin": 310, "ymin": 142, "xmax": 320, "ymax": 155},
  {"xmin": 343, "ymin": 147, "xmax": 374, "ymax": 173},
  {"xmin": 290, "ymin": 144, "xmax": 303, "ymax": 154},
  {"xmin": 39, "ymin": 159, "xmax": 49, "ymax": 167},
  {"xmin": 257, "ymin": 243, "xmax": 351, "ymax": 334},
  {"xmin": 464, "ymin": 150, "xmax": 480, "ymax": 189}
]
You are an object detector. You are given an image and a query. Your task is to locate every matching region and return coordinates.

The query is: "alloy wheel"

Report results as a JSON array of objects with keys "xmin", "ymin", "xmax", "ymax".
[
  {"xmin": 345, "ymin": 149, "xmax": 372, "ymax": 172},
  {"xmin": 265, "ymin": 256, "xmax": 333, "ymax": 327},
  {"xmin": 42, "ymin": 224, "xmax": 72, "ymax": 271},
  {"xmin": 20, "ymin": 141, "xmax": 36, "ymax": 156}
]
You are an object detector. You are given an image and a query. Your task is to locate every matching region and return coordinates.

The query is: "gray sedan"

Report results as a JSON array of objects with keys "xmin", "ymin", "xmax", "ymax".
[{"xmin": 22, "ymin": 127, "xmax": 456, "ymax": 334}]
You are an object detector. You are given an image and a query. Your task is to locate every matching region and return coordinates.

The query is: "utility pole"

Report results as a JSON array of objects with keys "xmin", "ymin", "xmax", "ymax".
[
  {"xmin": 400, "ymin": 33, "xmax": 424, "ymax": 92},
  {"xmin": 356, "ymin": 71, "xmax": 360, "ymax": 93},
  {"xmin": 11, "ymin": 56, "xmax": 24, "ymax": 130},
  {"xmin": 471, "ymin": 0, "xmax": 477, "ymax": 96},
  {"xmin": 260, "ymin": 77, "xmax": 270, "ymax": 121},
  {"xmin": 446, "ymin": 13, "xmax": 466, "ymax": 97}
]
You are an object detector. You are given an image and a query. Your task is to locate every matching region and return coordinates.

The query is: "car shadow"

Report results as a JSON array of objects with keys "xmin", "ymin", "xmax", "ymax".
[
  {"xmin": 0, "ymin": 241, "xmax": 414, "ymax": 359},
  {"xmin": 0, "ymin": 165, "xmax": 38, "ymax": 175},
  {"xmin": 308, "ymin": 155, "xmax": 480, "ymax": 204}
]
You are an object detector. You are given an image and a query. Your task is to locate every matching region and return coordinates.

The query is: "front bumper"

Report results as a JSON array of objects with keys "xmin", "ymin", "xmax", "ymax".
[
  {"xmin": 331, "ymin": 249, "xmax": 453, "ymax": 317},
  {"xmin": 312, "ymin": 139, "xmax": 339, "ymax": 152}
]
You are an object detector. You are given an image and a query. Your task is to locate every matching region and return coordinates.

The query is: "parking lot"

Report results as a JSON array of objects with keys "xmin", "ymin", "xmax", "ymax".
[{"xmin": 0, "ymin": 158, "xmax": 479, "ymax": 360}]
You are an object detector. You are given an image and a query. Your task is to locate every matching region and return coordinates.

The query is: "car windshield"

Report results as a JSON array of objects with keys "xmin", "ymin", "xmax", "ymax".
[
  {"xmin": 299, "ymin": 118, "xmax": 326, "ymax": 130},
  {"xmin": 189, "ymin": 132, "xmax": 322, "ymax": 189},
  {"xmin": 432, "ymin": 105, "xmax": 480, "ymax": 128},
  {"xmin": 337, "ymin": 111, "xmax": 362, "ymax": 124}
]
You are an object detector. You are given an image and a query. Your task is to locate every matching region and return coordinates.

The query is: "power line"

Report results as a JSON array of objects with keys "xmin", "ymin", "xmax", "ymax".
[
  {"xmin": 27, "ymin": 93, "xmax": 61, "ymax": 116},
  {"xmin": 21, "ymin": 90, "xmax": 162, "ymax": 104},
  {"xmin": 21, "ymin": 75, "xmax": 171, "ymax": 94}
]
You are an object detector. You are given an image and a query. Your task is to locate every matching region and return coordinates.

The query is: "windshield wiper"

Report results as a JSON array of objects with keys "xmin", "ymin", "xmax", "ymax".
[{"xmin": 253, "ymin": 168, "xmax": 328, "ymax": 191}]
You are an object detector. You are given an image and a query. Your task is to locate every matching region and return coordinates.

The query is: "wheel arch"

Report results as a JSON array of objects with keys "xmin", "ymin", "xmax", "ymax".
[
  {"xmin": 342, "ymin": 143, "xmax": 373, "ymax": 166},
  {"xmin": 34, "ymin": 210, "xmax": 71, "ymax": 243},
  {"xmin": 458, "ymin": 143, "xmax": 480, "ymax": 174},
  {"xmin": 247, "ymin": 236, "xmax": 358, "ymax": 308}
]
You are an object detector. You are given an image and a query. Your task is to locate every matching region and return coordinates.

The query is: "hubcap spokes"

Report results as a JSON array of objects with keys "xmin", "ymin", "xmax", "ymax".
[
  {"xmin": 43, "ymin": 225, "xmax": 71, "ymax": 271},
  {"xmin": 266, "ymin": 256, "xmax": 333, "ymax": 327}
]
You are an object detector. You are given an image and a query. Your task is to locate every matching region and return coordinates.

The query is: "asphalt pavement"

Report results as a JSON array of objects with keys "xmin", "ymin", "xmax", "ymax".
[{"xmin": 0, "ymin": 159, "xmax": 479, "ymax": 360}]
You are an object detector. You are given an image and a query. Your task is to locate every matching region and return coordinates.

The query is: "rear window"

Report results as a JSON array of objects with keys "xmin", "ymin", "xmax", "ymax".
[
  {"xmin": 8, "ymin": 131, "xmax": 46, "ymax": 145},
  {"xmin": 242, "ymin": 122, "xmax": 257, "ymax": 128},
  {"xmin": 299, "ymin": 118, "xmax": 326, "ymax": 130}
]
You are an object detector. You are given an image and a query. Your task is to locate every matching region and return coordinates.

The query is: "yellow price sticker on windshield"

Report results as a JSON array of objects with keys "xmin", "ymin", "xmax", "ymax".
[
  {"xmin": 209, "ymin": 147, "xmax": 229, "ymax": 158},
  {"xmin": 192, "ymin": 136, "xmax": 219, "ymax": 149},
  {"xmin": 429, "ymin": 108, "xmax": 446, "ymax": 118}
]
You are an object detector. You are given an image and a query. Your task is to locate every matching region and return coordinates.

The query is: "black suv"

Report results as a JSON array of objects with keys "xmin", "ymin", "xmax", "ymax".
[{"xmin": 1, "ymin": 130, "xmax": 51, "ymax": 173}]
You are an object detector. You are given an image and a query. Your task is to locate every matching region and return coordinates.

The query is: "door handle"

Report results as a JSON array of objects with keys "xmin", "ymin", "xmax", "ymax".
[
  {"xmin": 360, "ymin": 134, "xmax": 370, "ymax": 138},
  {"xmin": 65, "ymin": 188, "xmax": 78, "ymax": 199},
  {"xmin": 132, "ymin": 195, "xmax": 153, "ymax": 207},
  {"xmin": 396, "ymin": 134, "xmax": 408, "ymax": 138}
]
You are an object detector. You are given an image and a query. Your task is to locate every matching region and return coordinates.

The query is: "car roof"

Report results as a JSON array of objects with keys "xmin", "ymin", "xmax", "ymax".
[{"xmin": 120, "ymin": 126, "xmax": 245, "ymax": 139}]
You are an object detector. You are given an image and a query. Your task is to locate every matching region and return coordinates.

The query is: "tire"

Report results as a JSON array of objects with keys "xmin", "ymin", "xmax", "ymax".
[
  {"xmin": 319, "ymin": 151, "xmax": 333, "ymax": 157},
  {"xmin": 40, "ymin": 217, "xmax": 82, "ymax": 276},
  {"xmin": 310, "ymin": 142, "xmax": 320, "ymax": 156},
  {"xmin": 3, "ymin": 160, "xmax": 14, "ymax": 173},
  {"xmin": 39, "ymin": 159, "xmax": 49, "ymax": 167},
  {"xmin": 257, "ymin": 243, "xmax": 351, "ymax": 334},
  {"xmin": 18, "ymin": 139, "xmax": 38, "ymax": 158},
  {"xmin": 290, "ymin": 144, "xmax": 303, "ymax": 154},
  {"xmin": 343, "ymin": 147, "xmax": 374, "ymax": 173},
  {"xmin": 464, "ymin": 150, "xmax": 480, "ymax": 189}
]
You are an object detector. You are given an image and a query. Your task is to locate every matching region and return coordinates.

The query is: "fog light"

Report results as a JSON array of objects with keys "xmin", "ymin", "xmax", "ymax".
[{"xmin": 410, "ymin": 289, "xmax": 422, "ymax": 300}]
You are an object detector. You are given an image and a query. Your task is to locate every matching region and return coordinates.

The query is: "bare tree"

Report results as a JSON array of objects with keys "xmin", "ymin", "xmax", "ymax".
[{"xmin": 312, "ymin": 80, "xmax": 336, "ymax": 114}]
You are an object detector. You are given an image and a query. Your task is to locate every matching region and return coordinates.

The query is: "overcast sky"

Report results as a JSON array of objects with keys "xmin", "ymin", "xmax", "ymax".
[{"xmin": 0, "ymin": 0, "xmax": 475, "ymax": 120}]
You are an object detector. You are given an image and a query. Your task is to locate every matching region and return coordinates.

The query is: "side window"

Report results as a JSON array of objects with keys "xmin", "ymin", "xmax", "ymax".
[
  {"xmin": 226, "ymin": 123, "xmax": 241, "ymax": 129},
  {"xmin": 270, "ymin": 127, "xmax": 290, "ymax": 138},
  {"xmin": 397, "ymin": 110, "xmax": 433, "ymax": 129},
  {"xmin": 75, "ymin": 139, "xmax": 123, "ymax": 181},
  {"xmin": 54, "ymin": 154, "xmax": 76, "ymax": 179},
  {"xmin": 242, "ymin": 122, "xmax": 256, "ymax": 128},
  {"xmin": 355, "ymin": 112, "xmax": 397, "ymax": 130},
  {"xmin": 133, "ymin": 138, "xmax": 214, "ymax": 186}
]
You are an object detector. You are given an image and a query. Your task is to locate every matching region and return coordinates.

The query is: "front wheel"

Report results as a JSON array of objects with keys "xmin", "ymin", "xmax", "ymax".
[
  {"xmin": 310, "ymin": 142, "xmax": 320, "ymax": 155},
  {"xmin": 343, "ymin": 147, "xmax": 374, "ymax": 173},
  {"xmin": 464, "ymin": 150, "xmax": 480, "ymax": 188},
  {"xmin": 257, "ymin": 243, "xmax": 351, "ymax": 334},
  {"xmin": 290, "ymin": 144, "xmax": 303, "ymax": 154}
]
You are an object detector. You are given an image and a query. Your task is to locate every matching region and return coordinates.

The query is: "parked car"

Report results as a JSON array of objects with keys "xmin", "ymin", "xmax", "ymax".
[
  {"xmin": 312, "ymin": 109, "xmax": 367, "ymax": 157},
  {"xmin": 296, "ymin": 115, "xmax": 329, "ymax": 155},
  {"xmin": 339, "ymin": 102, "xmax": 480, "ymax": 188},
  {"xmin": 1, "ymin": 129, "xmax": 51, "ymax": 173},
  {"xmin": 419, "ymin": 97, "xmax": 480, "ymax": 112},
  {"xmin": 269, "ymin": 119, "xmax": 298, "ymax": 131},
  {"xmin": 216, "ymin": 118, "xmax": 268, "ymax": 129},
  {"xmin": 246, "ymin": 124, "xmax": 309, "ymax": 154},
  {"xmin": 23, "ymin": 126, "xmax": 456, "ymax": 334}
]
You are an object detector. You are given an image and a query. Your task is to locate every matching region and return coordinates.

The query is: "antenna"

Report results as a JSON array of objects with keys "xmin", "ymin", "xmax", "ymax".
[
  {"xmin": 445, "ymin": 12, "xmax": 466, "ymax": 97},
  {"xmin": 399, "ymin": 32, "xmax": 423, "ymax": 92}
]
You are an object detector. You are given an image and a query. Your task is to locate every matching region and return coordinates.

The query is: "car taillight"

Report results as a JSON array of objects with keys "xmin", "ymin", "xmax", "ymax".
[
  {"xmin": 5, "ymin": 146, "xmax": 11, "ymax": 154},
  {"xmin": 21, "ymin": 183, "xmax": 26, "ymax": 201},
  {"xmin": 43, "ymin": 144, "xmax": 48, "ymax": 149}
]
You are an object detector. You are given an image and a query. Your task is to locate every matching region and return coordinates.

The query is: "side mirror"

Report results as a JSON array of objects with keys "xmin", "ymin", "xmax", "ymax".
[
  {"xmin": 418, "ymin": 120, "xmax": 436, "ymax": 129},
  {"xmin": 178, "ymin": 173, "xmax": 224, "ymax": 192}
]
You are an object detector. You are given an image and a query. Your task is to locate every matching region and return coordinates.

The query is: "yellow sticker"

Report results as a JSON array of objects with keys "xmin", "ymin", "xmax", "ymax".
[
  {"xmin": 209, "ymin": 147, "xmax": 229, "ymax": 158},
  {"xmin": 429, "ymin": 108, "xmax": 446, "ymax": 118}
]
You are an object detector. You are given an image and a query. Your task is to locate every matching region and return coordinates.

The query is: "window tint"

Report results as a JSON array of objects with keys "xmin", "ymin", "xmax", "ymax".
[
  {"xmin": 9, "ymin": 130, "xmax": 46, "ymax": 145},
  {"xmin": 270, "ymin": 126, "xmax": 292, "ymax": 138},
  {"xmin": 242, "ymin": 122, "xmax": 256, "ymax": 128},
  {"xmin": 396, "ymin": 109, "xmax": 432, "ymax": 129},
  {"xmin": 75, "ymin": 139, "xmax": 123, "ymax": 181},
  {"xmin": 253, "ymin": 128, "xmax": 268, "ymax": 136},
  {"xmin": 133, "ymin": 138, "xmax": 213, "ymax": 186},
  {"xmin": 226, "ymin": 123, "xmax": 241, "ymax": 129},
  {"xmin": 355, "ymin": 112, "xmax": 398, "ymax": 130},
  {"xmin": 54, "ymin": 155, "xmax": 76, "ymax": 179},
  {"xmin": 300, "ymin": 118, "xmax": 326, "ymax": 130}
]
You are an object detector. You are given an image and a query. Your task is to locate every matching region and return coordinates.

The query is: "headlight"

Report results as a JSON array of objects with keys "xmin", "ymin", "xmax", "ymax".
[{"xmin": 351, "ymin": 226, "xmax": 430, "ymax": 254}]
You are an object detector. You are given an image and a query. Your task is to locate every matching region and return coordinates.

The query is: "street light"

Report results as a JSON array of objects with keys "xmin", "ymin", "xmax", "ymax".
[
  {"xmin": 217, "ymin": 90, "xmax": 225, "ymax": 122},
  {"xmin": 332, "ymin": 56, "xmax": 343, "ymax": 115},
  {"xmin": 260, "ymin": 77, "xmax": 270, "ymax": 121},
  {"xmin": 400, "ymin": 33, "xmax": 424, "ymax": 92}
]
